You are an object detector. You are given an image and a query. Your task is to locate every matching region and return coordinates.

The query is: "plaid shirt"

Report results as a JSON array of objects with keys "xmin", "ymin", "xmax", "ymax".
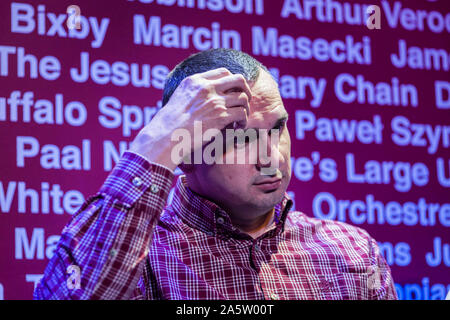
[{"xmin": 34, "ymin": 151, "xmax": 397, "ymax": 300}]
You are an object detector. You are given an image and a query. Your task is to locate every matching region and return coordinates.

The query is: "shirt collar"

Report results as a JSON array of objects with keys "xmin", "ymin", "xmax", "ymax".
[{"xmin": 170, "ymin": 175, "xmax": 293, "ymax": 239}]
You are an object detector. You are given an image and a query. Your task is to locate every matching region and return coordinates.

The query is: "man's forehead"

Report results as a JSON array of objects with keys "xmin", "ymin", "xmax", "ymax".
[
  {"xmin": 247, "ymin": 105, "xmax": 287, "ymax": 127},
  {"xmin": 249, "ymin": 69, "xmax": 280, "ymax": 102},
  {"xmin": 247, "ymin": 69, "xmax": 287, "ymax": 126}
]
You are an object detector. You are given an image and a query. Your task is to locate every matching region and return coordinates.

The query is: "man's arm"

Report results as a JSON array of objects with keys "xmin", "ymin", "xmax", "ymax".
[
  {"xmin": 34, "ymin": 68, "xmax": 251, "ymax": 299},
  {"xmin": 34, "ymin": 151, "xmax": 174, "ymax": 300}
]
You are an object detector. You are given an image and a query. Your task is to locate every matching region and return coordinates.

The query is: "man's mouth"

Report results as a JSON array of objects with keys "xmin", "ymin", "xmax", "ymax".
[{"xmin": 253, "ymin": 178, "xmax": 282, "ymax": 191}]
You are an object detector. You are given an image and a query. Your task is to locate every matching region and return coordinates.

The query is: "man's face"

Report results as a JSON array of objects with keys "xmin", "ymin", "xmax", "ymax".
[{"xmin": 186, "ymin": 69, "xmax": 292, "ymax": 219}]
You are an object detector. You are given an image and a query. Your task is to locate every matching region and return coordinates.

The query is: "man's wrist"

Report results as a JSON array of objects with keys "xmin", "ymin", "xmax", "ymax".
[
  {"xmin": 129, "ymin": 137, "xmax": 179, "ymax": 172},
  {"xmin": 125, "ymin": 150, "xmax": 176, "ymax": 174}
]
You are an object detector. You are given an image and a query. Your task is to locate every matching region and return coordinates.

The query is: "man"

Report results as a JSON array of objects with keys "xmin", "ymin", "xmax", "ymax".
[{"xmin": 34, "ymin": 49, "xmax": 397, "ymax": 300}]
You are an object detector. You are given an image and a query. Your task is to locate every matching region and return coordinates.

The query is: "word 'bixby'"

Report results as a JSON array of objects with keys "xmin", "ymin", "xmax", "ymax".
[{"xmin": 10, "ymin": 2, "xmax": 109, "ymax": 48}]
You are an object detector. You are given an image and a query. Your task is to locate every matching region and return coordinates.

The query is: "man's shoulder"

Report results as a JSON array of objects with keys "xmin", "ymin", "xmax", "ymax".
[
  {"xmin": 285, "ymin": 210, "xmax": 372, "ymax": 244},
  {"xmin": 284, "ymin": 210, "xmax": 377, "ymax": 271}
]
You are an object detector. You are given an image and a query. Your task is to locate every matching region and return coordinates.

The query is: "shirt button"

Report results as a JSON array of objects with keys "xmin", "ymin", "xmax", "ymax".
[
  {"xmin": 132, "ymin": 177, "xmax": 143, "ymax": 187},
  {"xmin": 109, "ymin": 249, "xmax": 118, "ymax": 258},
  {"xmin": 217, "ymin": 217, "xmax": 225, "ymax": 224},
  {"xmin": 254, "ymin": 244, "xmax": 261, "ymax": 251},
  {"xmin": 270, "ymin": 292, "xmax": 280, "ymax": 300},
  {"xmin": 150, "ymin": 184, "xmax": 159, "ymax": 193}
]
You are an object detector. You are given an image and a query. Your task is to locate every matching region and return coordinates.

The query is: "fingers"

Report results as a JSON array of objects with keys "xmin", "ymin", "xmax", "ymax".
[
  {"xmin": 198, "ymin": 67, "xmax": 232, "ymax": 80},
  {"xmin": 213, "ymin": 74, "xmax": 252, "ymax": 103},
  {"xmin": 223, "ymin": 91, "xmax": 250, "ymax": 115},
  {"xmin": 224, "ymin": 106, "xmax": 248, "ymax": 129},
  {"xmin": 185, "ymin": 68, "xmax": 252, "ymax": 131},
  {"xmin": 191, "ymin": 68, "xmax": 252, "ymax": 103}
]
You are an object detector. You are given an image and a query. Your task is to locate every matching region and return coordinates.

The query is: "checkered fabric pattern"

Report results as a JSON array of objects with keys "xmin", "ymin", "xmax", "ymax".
[{"xmin": 34, "ymin": 151, "xmax": 397, "ymax": 300}]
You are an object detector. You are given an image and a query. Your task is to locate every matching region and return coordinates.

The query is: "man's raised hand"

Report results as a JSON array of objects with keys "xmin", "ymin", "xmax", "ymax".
[{"xmin": 129, "ymin": 68, "xmax": 252, "ymax": 171}]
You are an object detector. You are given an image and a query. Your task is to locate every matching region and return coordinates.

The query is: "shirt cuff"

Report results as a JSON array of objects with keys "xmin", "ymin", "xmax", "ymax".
[
  {"xmin": 98, "ymin": 151, "xmax": 174, "ymax": 207},
  {"xmin": 125, "ymin": 150, "xmax": 176, "ymax": 175}
]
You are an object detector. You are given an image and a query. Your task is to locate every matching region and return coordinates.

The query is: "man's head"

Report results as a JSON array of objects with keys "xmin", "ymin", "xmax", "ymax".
[
  {"xmin": 163, "ymin": 48, "xmax": 269, "ymax": 106},
  {"xmin": 163, "ymin": 49, "xmax": 292, "ymax": 226}
]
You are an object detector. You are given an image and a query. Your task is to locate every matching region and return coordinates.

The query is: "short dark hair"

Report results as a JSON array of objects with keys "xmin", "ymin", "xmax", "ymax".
[{"xmin": 162, "ymin": 48, "xmax": 270, "ymax": 106}]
